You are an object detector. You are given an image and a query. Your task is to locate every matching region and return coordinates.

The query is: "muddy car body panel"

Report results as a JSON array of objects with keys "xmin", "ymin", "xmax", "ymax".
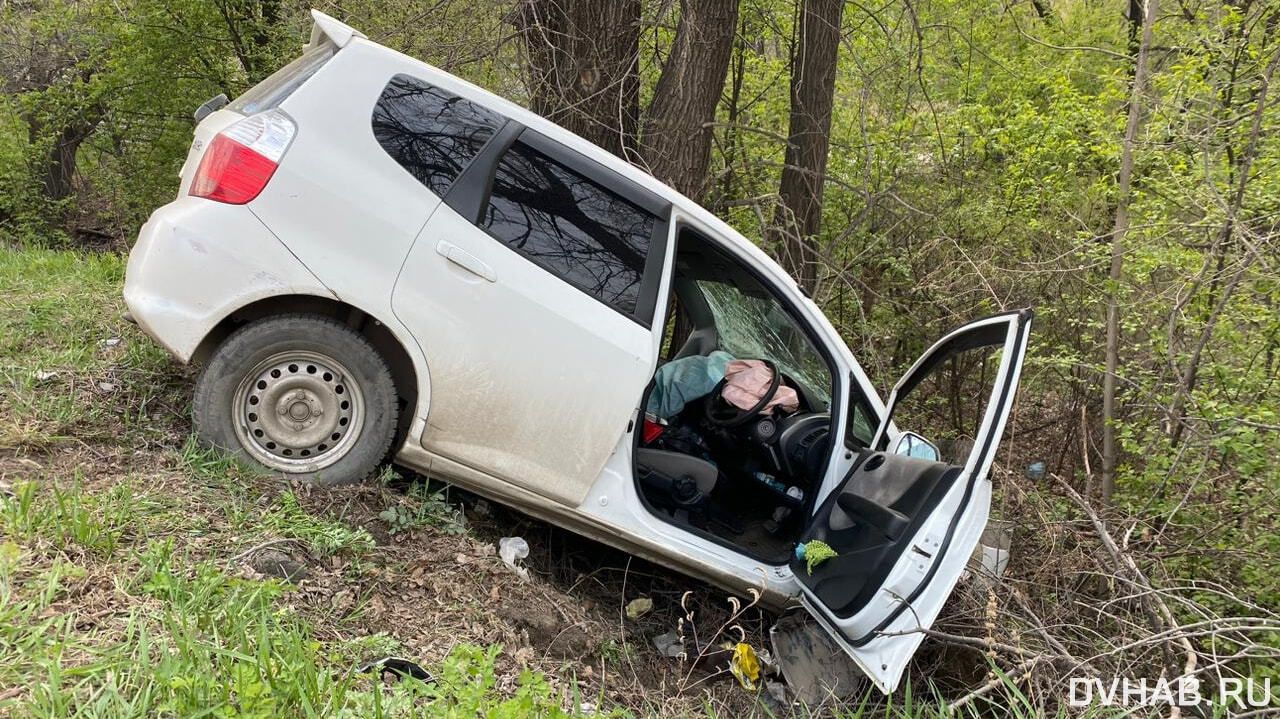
[
  {"xmin": 124, "ymin": 10, "xmax": 1032, "ymax": 694},
  {"xmin": 124, "ymin": 196, "xmax": 337, "ymax": 361}
]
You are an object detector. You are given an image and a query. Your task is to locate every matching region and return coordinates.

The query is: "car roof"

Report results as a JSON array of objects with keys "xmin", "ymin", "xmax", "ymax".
[{"xmin": 333, "ymin": 33, "xmax": 793, "ymax": 291}]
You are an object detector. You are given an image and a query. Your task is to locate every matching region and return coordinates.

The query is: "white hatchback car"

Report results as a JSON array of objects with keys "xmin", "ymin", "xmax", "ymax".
[{"xmin": 125, "ymin": 11, "xmax": 1031, "ymax": 693}]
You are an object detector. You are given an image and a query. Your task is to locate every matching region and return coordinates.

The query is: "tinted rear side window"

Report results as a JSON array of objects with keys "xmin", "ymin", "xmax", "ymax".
[
  {"xmin": 372, "ymin": 74, "xmax": 505, "ymax": 196},
  {"xmin": 230, "ymin": 44, "xmax": 334, "ymax": 114},
  {"xmin": 482, "ymin": 139, "xmax": 655, "ymax": 316}
]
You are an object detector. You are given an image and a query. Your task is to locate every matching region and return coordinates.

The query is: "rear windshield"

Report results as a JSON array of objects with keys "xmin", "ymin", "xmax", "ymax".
[{"xmin": 230, "ymin": 44, "xmax": 335, "ymax": 114}]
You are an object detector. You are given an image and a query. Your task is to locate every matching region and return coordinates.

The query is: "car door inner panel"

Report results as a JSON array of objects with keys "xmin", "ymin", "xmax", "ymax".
[{"xmin": 791, "ymin": 452, "xmax": 961, "ymax": 618}]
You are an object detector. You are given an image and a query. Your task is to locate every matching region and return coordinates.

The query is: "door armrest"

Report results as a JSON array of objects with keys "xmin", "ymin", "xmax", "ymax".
[{"xmin": 836, "ymin": 493, "xmax": 910, "ymax": 541}]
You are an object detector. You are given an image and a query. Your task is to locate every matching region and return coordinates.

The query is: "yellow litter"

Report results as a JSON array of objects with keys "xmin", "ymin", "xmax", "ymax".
[
  {"xmin": 624, "ymin": 597, "xmax": 653, "ymax": 620},
  {"xmin": 728, "ymin": 642, "xmax": 760, "ymax": 691}
]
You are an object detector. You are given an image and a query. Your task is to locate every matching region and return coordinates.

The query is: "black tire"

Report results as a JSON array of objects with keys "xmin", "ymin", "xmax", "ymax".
[{"xmin": 193, "ymin": 314, "xmax": 398, "ymax": 486}]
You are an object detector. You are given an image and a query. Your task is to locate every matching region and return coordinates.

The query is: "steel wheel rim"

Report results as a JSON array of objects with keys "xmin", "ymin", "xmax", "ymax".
[{"xmin": 231, "ymin": 350, "xmax": 365, "ymax": 473}]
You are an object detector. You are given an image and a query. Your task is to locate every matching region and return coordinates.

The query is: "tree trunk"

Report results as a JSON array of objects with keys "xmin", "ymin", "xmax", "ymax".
[
  {"xmin": 44, "ymin": 125, "xmax": 81, "ymax": 202},
  {"xmin": 25, "ymin": 108, "xmax": 100, "ymax": 205},
  {"xmin": 515, "ymin": 0, "xmax": 642, "ymax": 159},
  {"xmin": 708, "ymin": 12, "xmax": 747, "ymax": 213},
  {"xmin": 1029, "ymin": 0, "xmax": 1054, "ymax": 23},
  {"xmin": 773, "ymin": 0, "xmax": 843, "ymax": 294},
  {"xmin": 1101, "ymin": 0, "xmax": 1158, "ymax": 506},
  {"xmin": 1125, "ymin": 0, "xmax": 1144, "ymax": 58},
  {"xmin": 639, "ymin": 0, "xmax": 739, "ymax": 202}
]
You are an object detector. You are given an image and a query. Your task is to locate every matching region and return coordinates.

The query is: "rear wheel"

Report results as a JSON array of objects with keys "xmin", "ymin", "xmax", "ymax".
[{"xmin": 194, "ymin": 314, "xmax": 398, "ymax": 485}]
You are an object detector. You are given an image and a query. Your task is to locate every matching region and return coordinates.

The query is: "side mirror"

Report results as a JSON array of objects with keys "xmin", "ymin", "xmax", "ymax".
[{"xmin": 892, "ymin": 431, "xmax": 940, "ymax": 462}]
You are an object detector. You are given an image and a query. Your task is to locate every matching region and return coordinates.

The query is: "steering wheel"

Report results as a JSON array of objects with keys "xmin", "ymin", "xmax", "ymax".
[{"xmin": 703, "ymin": 360, "xmax": 781, "ymax": 428}]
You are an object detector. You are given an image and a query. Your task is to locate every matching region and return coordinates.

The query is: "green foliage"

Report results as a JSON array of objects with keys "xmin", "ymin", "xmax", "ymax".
[
  {"xmin": 378, "ymin": 478, "xmax": 467, "ymax": 536},
  {"xmin": 423, "ymin": 644, "xmax": 578, "ymax": 719},
  {"xmin": 598, "ymin": 638, "xmax": 637, "ymax": 667},
  {"xmin": 0, "ymin": 479, "xmax": 154, "ymax": 558},
  {"xmin": 263, "ymin": 491, "xmax": 377, "ymax": 556},
  {"xmin": 0, "ymin": 0, "xmax": 532, "ymax": 240},
  {"xmin": 0, "ymin": 0, "xmax": 308, "ymax": 240}
]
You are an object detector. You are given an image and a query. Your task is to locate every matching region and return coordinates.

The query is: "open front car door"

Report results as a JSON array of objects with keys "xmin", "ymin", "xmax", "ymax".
[{"xmin": 793, "ymin": 309, "xmax": 1033, "ymax": 693}]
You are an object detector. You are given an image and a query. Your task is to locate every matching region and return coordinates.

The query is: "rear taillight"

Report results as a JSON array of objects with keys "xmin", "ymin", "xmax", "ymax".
[{"xmin": 190, "ymin": 110, "xmax": 295, "ymax": 204}]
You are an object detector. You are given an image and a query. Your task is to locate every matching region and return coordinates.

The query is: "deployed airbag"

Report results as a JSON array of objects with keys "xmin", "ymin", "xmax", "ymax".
[
  {"xmin": 723, "ymin": 359, "xmax": 800, "ymax": 414},
  {"xmin": 646, "ymin": 351, "xmax": 733, "ymax": 420}
]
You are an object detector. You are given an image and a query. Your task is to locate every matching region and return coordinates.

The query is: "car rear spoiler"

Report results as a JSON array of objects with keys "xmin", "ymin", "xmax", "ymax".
[{"xmin": 305, "ymin": 9, "xmax": 365, "ymax": 50}]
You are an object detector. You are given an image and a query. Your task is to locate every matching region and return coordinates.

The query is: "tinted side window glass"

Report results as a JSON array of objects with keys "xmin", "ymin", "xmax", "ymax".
[
  {"xmin": 483, "ymin": 140, "xmax": 655, "ymax": 316},
  {"xmin": 372, "ymin": 74, "xmax": 504, "ymax": 196},
  {"xmin": 847, "ymin": 386, "xmax": 878, "ymax": 448}
]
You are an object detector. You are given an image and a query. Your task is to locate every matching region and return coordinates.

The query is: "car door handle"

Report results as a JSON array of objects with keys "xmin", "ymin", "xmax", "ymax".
[{"xmin": 436, "ymin": 241, "xmax": 496, "ymax": 282}]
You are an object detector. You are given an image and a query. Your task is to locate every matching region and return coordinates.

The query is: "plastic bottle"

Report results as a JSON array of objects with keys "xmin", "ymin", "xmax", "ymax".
[{"xmin": 752, "ymin": 471, "xmax": 787, "ymax": 494}]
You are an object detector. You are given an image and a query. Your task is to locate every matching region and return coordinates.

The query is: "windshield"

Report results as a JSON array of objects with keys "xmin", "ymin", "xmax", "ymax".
[{"xmin": 697, "ymin": 279, "xmax": 832, "ymax": 408}]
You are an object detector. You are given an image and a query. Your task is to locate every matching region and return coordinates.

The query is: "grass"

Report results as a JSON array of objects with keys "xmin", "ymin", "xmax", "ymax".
[
  {"xmin": 0, "ymin": 247, "xmax": 1132, "ymax": 717},
  {"xmin": 0, "ymin": 450, "xmax": 587, "ymax": 718},
  {"xmin": 376, "ymin": 470, "xmax": 468, "ymax": 537},
  {"xmin": 0, "ymin": 249, "xmax": 177, "ymax": 451},
  {"xmin": 1, "ymin": 539, "xmax": 578, "ymax": 716},
  {"xmin": 0, "ymin": 248, "xmax": 597, "ymax": 717}
]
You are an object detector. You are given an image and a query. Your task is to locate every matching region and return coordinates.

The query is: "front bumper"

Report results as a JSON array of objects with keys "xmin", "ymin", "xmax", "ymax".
[{"xmin": 124, "ymin": 197, "xmax": 335, "ymax": 362}]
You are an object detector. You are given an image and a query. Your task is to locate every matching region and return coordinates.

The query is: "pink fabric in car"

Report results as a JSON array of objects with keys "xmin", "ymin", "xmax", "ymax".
[{"xmin": 722, "ymin": 360, "xmax": 799, "ymax": 415}]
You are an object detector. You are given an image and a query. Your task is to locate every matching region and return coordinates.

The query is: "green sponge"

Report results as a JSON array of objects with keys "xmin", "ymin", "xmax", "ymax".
[{"xmin": 799, "ymin": 540, "xmax": 838, "ymax": 575}]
